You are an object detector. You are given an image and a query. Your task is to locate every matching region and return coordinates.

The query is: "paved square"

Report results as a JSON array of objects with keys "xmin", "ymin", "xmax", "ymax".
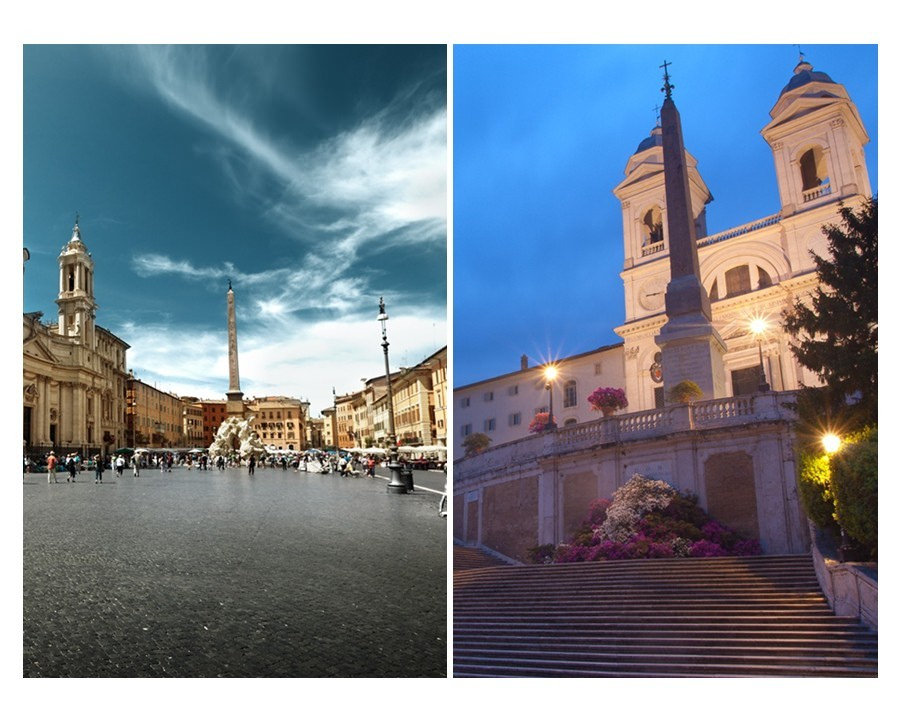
[{"xmin": 23, "ymin": 467, "xmax": 446, "ymax": 677}]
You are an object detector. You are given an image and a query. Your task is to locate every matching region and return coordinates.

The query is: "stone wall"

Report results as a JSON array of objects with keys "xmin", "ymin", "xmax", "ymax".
[
  {"xmin": 810, "ymin": 522, "xmax": 878, "ymax": 630},
  {"xmin": 453, "ymin": 392, "xmax": 809, "ymax": 562}
]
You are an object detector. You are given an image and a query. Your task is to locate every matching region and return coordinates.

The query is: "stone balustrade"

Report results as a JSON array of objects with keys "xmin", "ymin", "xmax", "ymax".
[{"xmin": 456, "ymin": 391, "xmax": 797, "ymax": 489}]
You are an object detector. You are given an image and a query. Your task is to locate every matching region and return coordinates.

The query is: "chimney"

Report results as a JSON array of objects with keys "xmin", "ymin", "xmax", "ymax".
[{"xmin": 520, "ymin": 354, "xmax": 529, "ymax": 371}]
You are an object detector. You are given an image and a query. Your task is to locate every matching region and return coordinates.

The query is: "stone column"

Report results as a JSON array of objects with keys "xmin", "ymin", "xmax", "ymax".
[
  {"xmin": 654, "ymin": 89, "xmax": 727, "ymax": 401},
  {"xmin": 225, "ymin": 284, "xmax": 244, "ymax": 418}
]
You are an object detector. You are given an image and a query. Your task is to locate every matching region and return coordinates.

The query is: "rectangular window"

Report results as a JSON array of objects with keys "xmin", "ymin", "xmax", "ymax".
[
  {"xmin": 483, "ymin": 391, "xmax": 494, "ymax": 402},
  {"xmin": 594, "ymin": 362, "xmax": 603, "ymax": 375},
  {"xmin": 509, "ymin": 412, "xmax": 521, "ymax": 426},
  {"xmin": 484, "ymin": 418, "xmax": 496, "ymax": 432},
  {"xmin": 461, "ymin": 424, "xmax": 472, "ymax": 436},
  {"xmin": 563, "ymin": 382, "xmax": 577, "ymax": 408},
  {"xmin": 508, "ymin": 385, "xmax": 518, "ymax": 396},
  {"xmin": 461, "ymin": 397, "xmax": 470, "ymax": 408}
]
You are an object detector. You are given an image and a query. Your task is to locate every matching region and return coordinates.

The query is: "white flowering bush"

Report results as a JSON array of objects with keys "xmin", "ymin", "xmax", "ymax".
[{"xmin": 598, "ymin": 473, "xmax": 677, "ymax": 542}]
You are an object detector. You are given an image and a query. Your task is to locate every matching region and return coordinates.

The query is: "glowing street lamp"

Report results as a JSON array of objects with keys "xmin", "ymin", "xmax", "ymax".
[
  {"xmin": 822, "ymin": 433, "xmax": 842, "ymax": 454},
  {"xmin": 378, "ymin": 297, "xmax": 406, "ymax": 494},
  {"xmin": 543, "ymin": 364, "xmax": 558, "ymax": 431},
  {"xmin": 749, "ymin": 318, "xmax": 771, "ymax": 392}
]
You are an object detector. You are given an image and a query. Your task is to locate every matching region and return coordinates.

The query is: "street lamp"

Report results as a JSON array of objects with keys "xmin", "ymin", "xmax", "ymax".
[
  {"xmin": 378, "ymin": 297, "xmax": 406, "ymax": 494},
  {"xmin": 822, "ymin": 433, "xmax": 841, "ymax": 455},
  {"xmin": 749, "ymin": 318, "xmax": 771, "ymax": 392},
  {"xmin": 543, "ymin": 364, "xmax": 558, "ymax": 431}
]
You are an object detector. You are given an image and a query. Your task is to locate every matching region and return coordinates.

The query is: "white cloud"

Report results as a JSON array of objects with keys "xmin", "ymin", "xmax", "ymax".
[{"xmin": 117, "ymin": 312, "xmax": 446, "ymax": 418}]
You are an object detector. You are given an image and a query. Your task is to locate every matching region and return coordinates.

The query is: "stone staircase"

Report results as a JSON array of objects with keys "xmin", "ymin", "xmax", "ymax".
[{"xmin": 454, "ymin": 554, "xmax": 877, "ymax": 677}]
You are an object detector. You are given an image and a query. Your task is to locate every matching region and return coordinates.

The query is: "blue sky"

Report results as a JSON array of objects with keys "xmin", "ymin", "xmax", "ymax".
[
  {"xmin": 453, "ymin": 44, "xmax": 878, "ymax": 388},
  {"xmin": 24, "ymin": 45, "xmax": 447, "ymax": 415}
]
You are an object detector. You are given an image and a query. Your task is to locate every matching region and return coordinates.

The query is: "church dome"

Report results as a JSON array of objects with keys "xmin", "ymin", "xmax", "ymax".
[
  {"xmin": 634, "ymin": 125, "xmax": 662, "ymax": 154},
  {"xmin": 778, "ymin": 59, "xmax": 837, "ymax": 97}
]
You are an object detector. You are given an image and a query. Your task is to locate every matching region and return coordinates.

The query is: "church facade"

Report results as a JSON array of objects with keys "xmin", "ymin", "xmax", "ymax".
[
  {"xmin": 454, "ymin": 57, "xmax": 872, "ymax": 461},
  {"xmin": 23, "ymin": 221, "xmax": 130, "ymax": 460}
]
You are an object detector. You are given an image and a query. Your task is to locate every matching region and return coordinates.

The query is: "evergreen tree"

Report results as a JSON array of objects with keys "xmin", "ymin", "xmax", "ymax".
[{"xmin": 783, "ymin": 197, "xmax": 877, "ymax": 420}]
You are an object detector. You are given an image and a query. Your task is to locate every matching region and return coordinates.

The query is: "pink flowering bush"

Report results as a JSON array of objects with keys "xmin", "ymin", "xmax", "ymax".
[
  {"xmin": 528, "ymin": 412, "xmax": 555, "ymax": 433},
  {"xmin": 587, "ymin": 387, "xmax": 628, "ymax": 412},
  {"xmin": 531, "ymin": 473, "xmax": 763, "ymax": 564}
]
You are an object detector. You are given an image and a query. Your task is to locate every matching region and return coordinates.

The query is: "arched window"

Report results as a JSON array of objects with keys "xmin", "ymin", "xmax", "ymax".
[
  {"xmin": 725, "ymin": 265, "xmax": 751, "ymax": 296},
  {"xmin": 800, "ymin": 147, "xmax": 829, "ymax": 191},
  {"xmin": 563, "ymin": 380, "xmax": 577, "ymax": 408},
  {"xmin": 642, "ymin": 206, "xmax": 664, "ymax": 247},
  {"xmin": 757, "ymin": 266, "xmax": 772, "ymax": 289}
]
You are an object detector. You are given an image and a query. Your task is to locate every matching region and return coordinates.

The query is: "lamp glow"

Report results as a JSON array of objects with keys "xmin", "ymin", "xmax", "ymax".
[
  {"xmin": 822, "ymin": 433, "xmax": 841, "ymax": 454},
  {"xmin": 749, "ymin": 318, "xmax": 767, "ymax": 336},
  {"xmin": 543, "ymin": 365, "xmax": 558, "ymax": 381}
]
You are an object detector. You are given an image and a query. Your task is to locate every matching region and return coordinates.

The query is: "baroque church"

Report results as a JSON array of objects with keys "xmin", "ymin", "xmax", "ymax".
[
  {"xmin": 453, "ymin": 56, "xmax": 873, "ymax": 460},
  {"xmin": 23, "ymin": 220, "xmax": 130, "ymax": 460}
]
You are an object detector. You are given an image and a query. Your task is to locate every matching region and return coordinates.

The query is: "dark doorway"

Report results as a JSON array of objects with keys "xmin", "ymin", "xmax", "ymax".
[
  {"xmin": 24, "ymin": 407, "xmax": 32, "ymax": 447},
  {"xmin": 731, "ymin": 366, "xmax": 759, "ymax": 396}
]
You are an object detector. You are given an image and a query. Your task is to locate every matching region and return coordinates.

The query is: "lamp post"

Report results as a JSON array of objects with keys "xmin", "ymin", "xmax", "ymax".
[
  {"xmin": 378, "ymin": 297, "xmax": 406, "ymax": 494},
  {"xmin": 749, "ymin": 318, "xmax": 771, "ymax": 392},
  {"xmin": 543, "ymin": 364, "xmax": 558, "ymax": 431},
  {"xmin": 822, "ymin": 432, "xmax": 852, "ymax": 560}
]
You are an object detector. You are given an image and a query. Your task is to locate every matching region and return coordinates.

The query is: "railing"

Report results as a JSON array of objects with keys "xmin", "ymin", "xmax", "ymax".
[
  {"xmin": 455, "ymin": 392, "xmax": 797, "ymax": 485},
  {"xmin": 802, "ymin": 183, "xmax": 832, "ymax": 203},
  {"xmin": 692, "ymin": 395, "xmax": 755, "ymax": 426},
  {"xmin": 641, "ymin": 241, "xmax": 666, "ymax": 257},
  {"xmin": 697, "ymin": 212, "xmax": 782, "ymax": 249}
]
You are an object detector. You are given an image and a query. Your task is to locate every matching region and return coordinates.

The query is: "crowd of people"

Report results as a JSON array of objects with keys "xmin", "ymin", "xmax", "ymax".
[{"xmin": 29, "ymin": 448, "xmax": 394, "ymax": 482}]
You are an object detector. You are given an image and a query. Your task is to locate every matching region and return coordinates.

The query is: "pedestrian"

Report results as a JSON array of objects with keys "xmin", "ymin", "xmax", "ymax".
[
  {"xmin": 24, "ymin": 456, "xmax": 32, "ymax": 474},
  {"xmin": 115, "ymin": 454, "xmax": 126, "ymax": 477},
  {"xmin": 94, "ymin": 454, "xmax": 104, "ymax": 484},
  {"xmin": 66, "ymin": 454, "xmax": 77, "ymax": 483},
  {"xmin": 366, "ymin": 456, "xmax": 376, "ymax": 477},
  {"xmin": 248, "ymin": 455, "xmax": 256, "ymax": 476},
  {"xmin": 132, "ymin": 454, "xmax": 140, "ymax": 477},
  {"xmin": 47, "ymin": 451, "xmax": 58, "ymax": 484}
]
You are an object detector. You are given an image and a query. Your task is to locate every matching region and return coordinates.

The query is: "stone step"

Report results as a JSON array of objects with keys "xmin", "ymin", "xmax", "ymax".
[{"xmin": 453, "ymin": 554, "xmax": 877, "ymax": 677}]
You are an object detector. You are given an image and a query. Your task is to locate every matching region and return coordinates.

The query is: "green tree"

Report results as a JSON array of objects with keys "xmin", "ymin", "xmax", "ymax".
[
  {"xmin": 782, "ymin": 197, "xmax": 877, "ymax": 420},
  {"xmin": 462, "ymin": 432, "xmax": 492, "ymax": 456}
]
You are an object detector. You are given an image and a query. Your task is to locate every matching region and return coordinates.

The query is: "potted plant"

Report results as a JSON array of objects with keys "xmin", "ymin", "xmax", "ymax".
[
  {"xmin": 668, "ymin": 380, "xmax": 703, "ymax": 404},
  {"xmin": 529, "ymin": 412, "xmax": 555, "ymax": 433},
  {"xmin": 587, "ymin": 387, "xmax": 628, "ymax": 416}
]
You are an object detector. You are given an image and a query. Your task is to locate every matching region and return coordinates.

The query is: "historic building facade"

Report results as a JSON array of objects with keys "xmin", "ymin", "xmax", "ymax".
[
  {"xmin": 453, "ymin": 57, "xmax": 873, "ymax": 558},
  {"xmin": 126, "ymin": 377, "xmax": 186, "ymax": 448},
  {"xmin": 454, "ymin": 57, "xmax": 872, "ymax": 461},
  {"xmin": 247, "ymin": 396, "xmax": 309, "ymax": 451},
  {"xmin": 23, "ymin": 221, "xmax": 130, "ymax": 459}
]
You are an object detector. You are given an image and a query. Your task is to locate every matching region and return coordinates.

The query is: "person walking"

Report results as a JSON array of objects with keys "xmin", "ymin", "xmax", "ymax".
[
  {"xmin": 248, "ymin": 455, "xmax": 256, "ymax": 476},
  {"xmin": 66, "ymin": 454, "xmax": 77, "ymax": 483},
  {"xmin": 132, "ymin": 454, "xmax": 140, "ymax": 477},
  {"xmin": 47, "ymin": 451, "xmax": 58, "ymax": 484},
  {"xmin": 94, "ymin": 454, "xmax": 104, "ymax": 484},
  {"xmin": 115, "ymin": 454, "xmax": 126, "ymax": 477}
]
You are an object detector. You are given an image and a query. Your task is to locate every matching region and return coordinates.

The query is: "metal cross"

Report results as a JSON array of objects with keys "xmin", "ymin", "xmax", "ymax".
[
  {"xmin": 660, "ymin": 60, "xmax": 674, "ymax": 99},
  {"xmin": 653, "ymin": 103, "xmax": 661, "ymax": 125}
]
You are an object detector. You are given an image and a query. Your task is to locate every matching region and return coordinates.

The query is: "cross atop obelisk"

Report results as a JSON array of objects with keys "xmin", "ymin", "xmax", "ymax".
[
  {"xmin": 225, "ymin": 280, "xmax": 245, "ymax": 417},
  {"xmin": 654, "ymin": 61, "xmax": 727, "ymax": 401}
]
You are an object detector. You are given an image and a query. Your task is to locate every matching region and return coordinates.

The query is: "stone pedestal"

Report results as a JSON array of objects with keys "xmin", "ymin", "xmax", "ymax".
[{"xmin": 656, "ymin": 312, "xmax": 727, "ymax": 401}]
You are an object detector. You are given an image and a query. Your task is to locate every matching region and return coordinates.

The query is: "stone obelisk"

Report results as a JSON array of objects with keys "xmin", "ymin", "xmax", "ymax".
[
  {"xmin": 654, "ymin": 62, "xmax": 726, "ymax": 400},
  {"xmin": 225, "ymin": 280, "xmax": 245, "ymax": 417}
]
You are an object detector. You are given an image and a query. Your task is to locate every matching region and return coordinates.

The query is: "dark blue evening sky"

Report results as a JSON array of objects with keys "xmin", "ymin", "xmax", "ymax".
[
  {"xmin": 24, "ymin": 45, "xmax": 447, "ymax": 415},
  {"xmin": 453, "ymin": 44, "xmax": 877, "ymax": 388}
]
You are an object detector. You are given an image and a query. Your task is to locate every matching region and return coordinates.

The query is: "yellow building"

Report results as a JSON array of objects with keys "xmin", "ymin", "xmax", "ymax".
[
  {"xmin": 247, "ymin": 396, "xmax": 308, "ymax": 451},
  {"xmin": 126, "ymin": 377, "xmax": 185, "ymax": 448},
  {"xmin": 181, "ymin": 397, "xmax": 205, "ymax": 448},
  {"xmin": 23, "ymin": 220, "xmax": 130, "ymax": 460}
]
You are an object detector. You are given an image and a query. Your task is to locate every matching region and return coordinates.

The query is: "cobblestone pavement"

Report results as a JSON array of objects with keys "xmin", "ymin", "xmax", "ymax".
[{"xmin": 23, "ymin": 467, "xmax": 446, "ymax": 677}]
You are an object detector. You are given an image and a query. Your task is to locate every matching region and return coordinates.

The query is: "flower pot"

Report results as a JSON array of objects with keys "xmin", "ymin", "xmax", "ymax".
[{"xmin": 601, "ymin": 407, "xmax": 616, "ymax": 417}]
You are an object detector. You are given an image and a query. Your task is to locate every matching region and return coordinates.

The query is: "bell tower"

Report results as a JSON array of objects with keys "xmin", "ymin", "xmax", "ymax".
[
  {"xmin": 762, "ymin": 55, "xmax": 872, "ymax": 217},
  {"xmin": 55, "ymin": 215, "xmax": 97, "ymax": 346}
]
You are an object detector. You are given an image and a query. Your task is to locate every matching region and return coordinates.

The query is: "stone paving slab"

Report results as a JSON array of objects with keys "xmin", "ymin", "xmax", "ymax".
[{"xmin": 23, "ymin": 467, "xmax": 447, "ymax": 677}]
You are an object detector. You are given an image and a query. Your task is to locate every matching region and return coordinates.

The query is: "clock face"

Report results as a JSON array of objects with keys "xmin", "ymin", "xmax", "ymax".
[{"xmin": 639, "ymin": 277, "xmax": 667, "ymax": 311}]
